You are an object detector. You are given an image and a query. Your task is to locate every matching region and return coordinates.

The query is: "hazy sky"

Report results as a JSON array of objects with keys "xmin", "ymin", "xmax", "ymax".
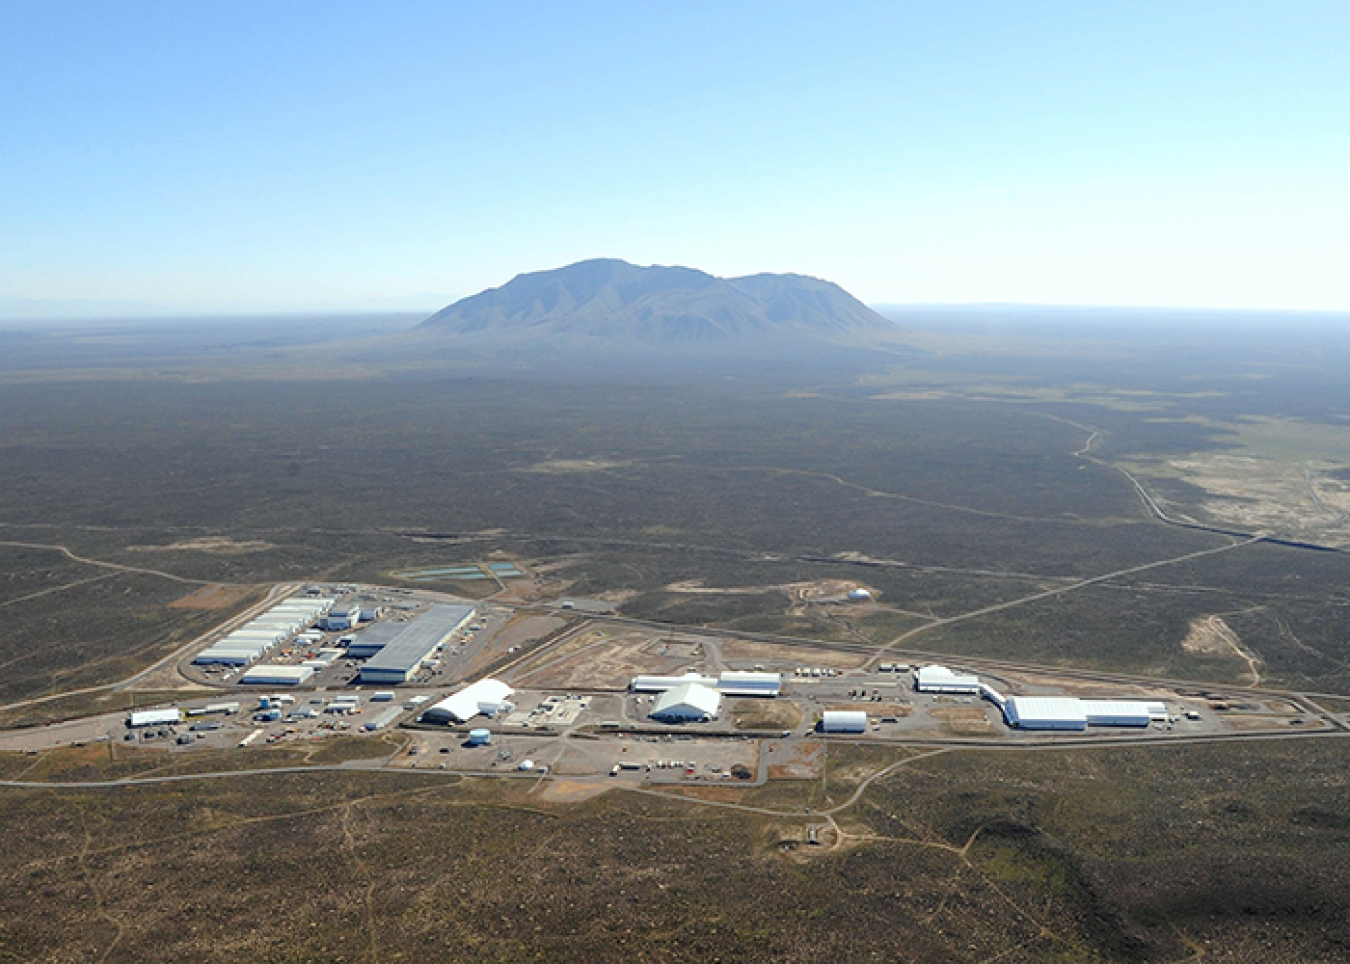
[{"xmin": 3, "ymin": 2, "xmax": 1347, "ymax": 314}]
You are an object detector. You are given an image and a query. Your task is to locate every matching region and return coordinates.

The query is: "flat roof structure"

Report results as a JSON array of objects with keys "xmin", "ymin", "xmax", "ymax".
[
  {"xmin": 1003, "ymin": 697, "xmax": 1166, "ymax": 730},
  {"xmin": 651, "ymin": 682, "xmax": 721, "ymax": 722},
  {"xmin": 631, "ymin": 673, "xmax": 718, "ymax": 692},
  {"xmin": 193, "ymin": 650, "xmax": 260, "ymax": 666},
  {"xmin": 359, "ymin": 604, "xmax": 474, "ymax": 684},
  {"xmin": 1082, "ymin": 700, "xmax": 1166, "ymax": 726},
  {"xmin": 193, "ymin": 596, "xmax": 335, "ymax": 666},
  {"xmin": 1003, "ymin": 697, "xmax": 1086, "ymax": 730},
  {"xmin": 915, "ymin": 665, "xmax": 981, "ymax": 693},
  {"xmin": 716, "ymin": 671, "xmax": 782, "ymax": 697},
  {"xmin": 128, "ymin": 708, "xmax": 181, "ymax": 728},
  {"xmin": 240, "ymin": 665, "xmax": 315, "ymax": 686},
  {"xmin": 345, "ymin": 621, "xmax": 405, "ymax": 658},
  {"xmin": 363, "ymin": 707, "xmax": 403, "ymax": 731},
  {"xmin": 420, "ymin": 678, "xmax": 514, "ymax": 724}
]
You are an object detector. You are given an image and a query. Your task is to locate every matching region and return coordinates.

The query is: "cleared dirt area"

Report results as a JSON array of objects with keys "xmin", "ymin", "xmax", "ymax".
[
  {"xmin": 767, "ymin": 739, "xmax": 823, "ymax": 780},
  {"xmin": 729, "ymin": 699, "xmax": 802, "ymax": 731},
  {"xmin": 490, "ymin": 576, "xmax": 552, "ymax": 604},
  {"xmin": 662, "ymin": 578, "xmax": 865, "ymax": 605},
  {"xmin": 1156, "ymin": 451, "xmax": 1350, "ymax": 546},
  {"xmin": 521, "ymin": 458, "xmax": 634, "ymax": 473},
  {"xmin": 514, "ymin": 631, "xmax": 700, "ymax": 690},
  {"xmin": 992, "ymin": 668, "xmax": 1175, "ymax": 700},
  {"xmin": 1181, "ymin": 615, "xmax": 1264, "ymax": 685},
  {"xmin": 721, "ymin": 639, "xmax": 869, "ymax": 670},
  {"xmin": 493, "ymin": 614, "xmax": 566, "ymax": 650},
  {"xmin": 1221, "ymin": 714, "xmax": 1321, "ymax": 731},
  {"xmin": 537, "ymin": 778, "xmax": 614, "ymax": 803},
  {"xmin": 930, "ymin": 705, "xmax": 998, "ymax": 735},
  {"xmin": 167, "ymin": 584, "xmax": 256, "ymax": 610},
  {"xmin": 130, "ymin": 537, "xmax": 275, "ymax": 554}
]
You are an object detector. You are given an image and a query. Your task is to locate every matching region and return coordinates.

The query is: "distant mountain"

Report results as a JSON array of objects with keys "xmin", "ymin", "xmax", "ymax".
[{"xmin": 417, "ymin": 259, "xmax": 907, "ymax": 350}]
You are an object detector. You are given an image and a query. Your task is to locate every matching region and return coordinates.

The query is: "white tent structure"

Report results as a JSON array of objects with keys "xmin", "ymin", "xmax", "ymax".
[
  {"xmin": 821, "ymin": 710, "xmax": 867, "ymax": 733},
  {"xmin": 915, "ymin": 665, "xmax": 981, "ymax": 693},
  {"xmin": 420, "ymin": 679, "xmax": 514, "ymax": 724},
  {"xmin": 650, "ymin": 682, "xmax": 721, "ymax": 722}
]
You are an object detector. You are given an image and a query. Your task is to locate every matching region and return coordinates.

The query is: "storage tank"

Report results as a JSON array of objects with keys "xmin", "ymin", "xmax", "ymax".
[{"xmin": 468, "ymin": 728, "xmax": 491, "ymax": 746}]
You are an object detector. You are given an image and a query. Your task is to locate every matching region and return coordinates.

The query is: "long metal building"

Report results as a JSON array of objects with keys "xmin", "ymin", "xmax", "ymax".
[
  {"xmin": 716, "ymin": 671, "xmax": 782, "ymax": 697},
  {"xmin": 358, "ymin": 603, "xmax": 474, "ymax": 684},
  {"xmin": 344, "ymin": 621, "xmax": 405, "ymax": 659},
  {"xmin": 1003, "ymin": 696, "xmax": 1168, "ymax": 730},
  {"xmin": 630, "ymin": 671, "xmax": 782, "ymax": 697},
  {"xmin": 821, "ymin": 710, "xmax": 868, "ymax": 733},
  {"xmin": 194, "ymin": 596, "xmax": 333, "ymax": 666}
]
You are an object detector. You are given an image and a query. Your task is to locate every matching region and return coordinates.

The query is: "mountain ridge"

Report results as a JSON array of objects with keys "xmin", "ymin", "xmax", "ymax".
[{"xmin": 417, "ymin": 258, "xmax": 906, "ymax": 348}]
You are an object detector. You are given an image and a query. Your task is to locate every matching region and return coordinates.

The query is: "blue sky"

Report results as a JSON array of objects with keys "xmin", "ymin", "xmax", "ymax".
[{"xmin": 2, "ymin": 1, "xmax": 1347, "ymax": 314}]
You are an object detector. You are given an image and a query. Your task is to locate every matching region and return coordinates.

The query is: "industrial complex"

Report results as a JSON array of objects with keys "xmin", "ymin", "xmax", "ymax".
[
  {"xmin": 358, "ymin": 603, "xmax": 475, "ymax": 684},
  {"xmin": 4, "ymin": 577, "xmax": 1320, "ymax": 790}
]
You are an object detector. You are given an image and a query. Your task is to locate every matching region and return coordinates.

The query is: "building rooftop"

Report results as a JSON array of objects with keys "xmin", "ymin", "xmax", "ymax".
[{"xmin": 361, "ymin": 603, "xmax": 474, "ymax": 676}]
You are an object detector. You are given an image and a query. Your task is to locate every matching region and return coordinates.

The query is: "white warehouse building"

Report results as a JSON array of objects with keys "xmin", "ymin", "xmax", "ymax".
[
  {"xmin": 915, "ymin": 665, "xmax": 982, "ymax": 694},
  {"xmin": 631, "ymin": 671, "xmax": 781, "ymax": 698},
  {"xmin": 194, "ymin": 596, "xmax": 333, "ymax": 667},
  {"xmin": 420, "ymin": 678, "xmax": 514, "ymax": 724},
  {"xmin": 631, "ymin": 673, "xmax": 717, "ymax": 692},
  {"xmin": 359, "ymin": 604, "xmax": 475, "ymax": 684},
  {"xmin": 239, "ymin": 665, "xmax": 315, "ymax": 686},
  {"xmin": 821, "ymin": 710, "xmax": 868, "ymax": 733},
  {"xmin": 127, "ymin": 708, "xmax": 181, "ymax": 728},
  {"xmin": 1003, "ymin": 696, "xmax": 1167, "ymax": 731},
  {"xmin": 649, "ymin": 682, "xmax": 722, "ymax": 723},
  {"xmin": 716, "ymin": 671, "xmax": 781, "ymax": 697}
]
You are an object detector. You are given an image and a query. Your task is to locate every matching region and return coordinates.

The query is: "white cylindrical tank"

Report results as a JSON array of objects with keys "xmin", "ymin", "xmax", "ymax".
[{"xmin": 847, "ymin": 588, "xmax": 872, "ymax": 601}]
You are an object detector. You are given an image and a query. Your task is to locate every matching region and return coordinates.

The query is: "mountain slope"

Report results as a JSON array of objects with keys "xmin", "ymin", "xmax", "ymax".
[{"xmin": 417, "ymin": 259, "xmax": 905, "ymax": 349}]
